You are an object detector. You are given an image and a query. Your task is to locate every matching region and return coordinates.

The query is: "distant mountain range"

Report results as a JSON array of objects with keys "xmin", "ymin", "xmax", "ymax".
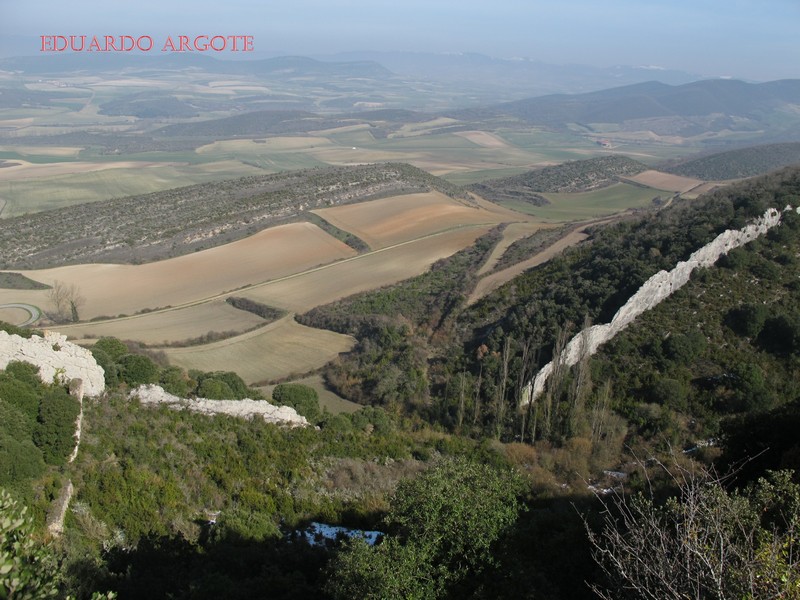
[
  {"xmin": 449, "ymin": 79, "xmax": 800, "ymax": 140},
  {"xmin": 0, "ymin": 51, "xmax": 705, "ymax": 98},
  {"xmin": 321, "ymin": 51, "xmax": 705, "ymax": 95}
]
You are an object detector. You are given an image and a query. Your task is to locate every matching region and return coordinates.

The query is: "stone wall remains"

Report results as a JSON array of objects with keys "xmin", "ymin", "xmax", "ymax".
[
  {"xmin": 522, "ymin": 207, "xmax": 787, "ymax": 405},
  {"xmin": 0, "ymin": 330, "xmax": 105, "ymax": 397}
]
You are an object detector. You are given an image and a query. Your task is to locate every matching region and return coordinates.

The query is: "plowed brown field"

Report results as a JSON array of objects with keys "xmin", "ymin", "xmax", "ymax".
[{"xmin": 312, "ymin": 191, "xmax": 497, "ymax": 249}]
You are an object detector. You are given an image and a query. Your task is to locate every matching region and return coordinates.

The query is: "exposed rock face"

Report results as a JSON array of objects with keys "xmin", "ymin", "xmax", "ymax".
[
  {"xmin": 45, "ymin": 480, "xmax": 74, "ymax": 537},
  {"xmin": 0, "ymin": 330, "xmax": 105, "ymax": 396},
  {"xmin": 522, "ymin": 207, "xmax": 785, "ymax": 405},
  {"xmin": 130, "ymin": 384, "xmax": 310, "ymax": 427}
]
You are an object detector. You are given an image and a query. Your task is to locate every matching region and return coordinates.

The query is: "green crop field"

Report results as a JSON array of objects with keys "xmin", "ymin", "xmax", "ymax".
[{"xmin": 497, "ymin": 182, "xmax": 669, "ymax": 221}]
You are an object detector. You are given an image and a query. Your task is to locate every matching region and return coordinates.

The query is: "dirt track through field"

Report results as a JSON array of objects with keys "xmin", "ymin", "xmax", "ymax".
[
  {"xmin": 467, "ymin": 222, "xmax": 604, "ymax": 305},
  {"xmin": 476, "ymin": 222, "xmax": 550, "ymax": 277}
]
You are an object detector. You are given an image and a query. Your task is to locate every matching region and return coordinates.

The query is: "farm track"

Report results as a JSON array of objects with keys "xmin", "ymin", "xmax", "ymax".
[{"xmin": 467, "ymin": 216, "xmax": 618, "ymax": 305}]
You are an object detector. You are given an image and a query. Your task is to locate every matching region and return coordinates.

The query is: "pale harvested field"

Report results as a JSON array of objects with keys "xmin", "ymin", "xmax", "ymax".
[
  {"xmin": 305, "ymin": 145, "xmax": 414, "ymax": 165},
  {"xmin": 0, "ymin": 117, "xmax": 37, "ymax": 128},
  {"xmin": 468, "ymin": 228, "xmax": 590, "ymax": 305},
  {"xmin": 196, "ymin": 137, "xmax": 333, "ymax": 154},
  {"xmin": 0, "ymin": 146, "xmax": 82, "ymax": 157},
  {"xmin": 476, "ymin": 222, "xmax": 552, "ymax": 276},
  {"xmin": 309, "ymin": 124, "xmax": 373, "ymax": 136},
  {"xmin": 0, "ymin": 307, "xmax": 30, "ymax": 325},
  {"xmin": 56, "ymin": 300, "xmax": 267, "ymax": 345},
  {"xmin": 623, "ymin": 170, "xmax": 705, "ymax": 193},
  {"xmin": 241, "ymin": 226, "xmax": 492, "ymax": 313},
  {"xmin": 3, "ymin": 223, "xmax": 356, "ymax": 319},
  {"xmin": 0, "ymin": 160, "xmax": 186, "ymax": 182},
  {"xmin": 164, "ymin": 316, "xmax": 356, "ymax": 384},
  {"xmin": 313, "ymin": 191, "xmax": 498, "ymax": 249},
  {"xmin": 454, "ymin": 131, "xmax": 511, "ymax": 149},
  {"xmin": 391, "ymin": 118, "xmax": 460, "ymax": 137}
]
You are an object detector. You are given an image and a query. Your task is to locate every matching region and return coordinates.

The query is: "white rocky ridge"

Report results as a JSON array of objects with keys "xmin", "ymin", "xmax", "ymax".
[
  {"xmin": 522, "ymin": 206, "xmax": 788, "ymax": 406},
  {"xmin": 130, "ymin": 384, "xmax": 310, "ymax": 427},
  {"xmin": 0, "ymin": 330, "xmax": 105, "ymax": 396}
]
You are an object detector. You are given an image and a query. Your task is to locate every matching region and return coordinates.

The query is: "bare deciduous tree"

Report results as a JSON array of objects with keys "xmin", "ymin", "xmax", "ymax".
[{"xmin": 48, "ymin": 280, "xmax": 85, "ymax": 323}]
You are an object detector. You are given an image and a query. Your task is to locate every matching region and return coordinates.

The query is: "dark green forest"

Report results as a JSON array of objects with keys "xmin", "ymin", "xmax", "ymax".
[{"xmin": 2, "ymin": 166, "xmax": 800, "ymax": 599}]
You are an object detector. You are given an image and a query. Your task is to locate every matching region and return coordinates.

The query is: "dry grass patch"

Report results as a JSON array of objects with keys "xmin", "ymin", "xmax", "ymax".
[
  {"xmin": 164, "ymin": 316, "xmax": 355, "ymax": 384},
  {"xmin": 623, "ymin": 170, "xmax": 705, "ymax": 193},
  {"xmin": 313, "ymin": 191, "xmax": 498, "ymax": 249},
  {"xmin": 0, "ymin": 307, "xmax": 31, "ymax": 325}
]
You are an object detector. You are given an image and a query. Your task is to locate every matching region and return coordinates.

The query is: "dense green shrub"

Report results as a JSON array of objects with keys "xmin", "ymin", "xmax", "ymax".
[
  {"xmin": 197, "ymin": 378, "xmax": 235, "ymax": 400},
  {"xmin": 726, "ymin": 303, "xmax": 769, "ymax": 338},
  {"xmin": 3, "ymin": 361, "xmax": 41, "ymax": 388},
  {"xmin": 327, "ymin": 458, "xmax": 525, "ymax": 599},
  {"xmin": 90, "ymin": 348, "xmax": 119, "ymax": 387},
  {"xmin": 118, "ymin": 354, "xmax": 159, "ymax": 387},
  {"xmin": 158, "ymin": 366, "xmax": 190, "ymax": 397},
  {"xmin": 92, "ymin": 337, "xmax": 129, "ymax": 362},
  {"xmin": 758, "ymin": 313, "xmax": 800, "ymax": 356},
  {"xmin": 33, "ymin": 387, "xmax": 80, "ymax": 465},
  {"xmin": 272, "ymin": 384, "xmax": 321, "ymax": 423},
  {"xmin": 0, "ymin": 433, "xmax": 45, "ymax": 487}
]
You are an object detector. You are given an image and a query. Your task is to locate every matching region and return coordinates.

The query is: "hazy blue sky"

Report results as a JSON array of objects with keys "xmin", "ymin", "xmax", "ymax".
[{"xmin": 2, "ymin": 0, "xmax": 798, "ymax": 80}]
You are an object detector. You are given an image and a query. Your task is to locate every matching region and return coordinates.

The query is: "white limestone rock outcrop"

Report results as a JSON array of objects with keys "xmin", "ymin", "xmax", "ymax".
[
  {"xmin": 523, "ymin": 207, "xmax": 784, "ymax": 405},
  {"xmin": 130, "ymin": 384, "xmax": 310, "ymax": 427},
  {"xmin": 0, "ymin": 330, "xmax": 105, "ymax": 396}
]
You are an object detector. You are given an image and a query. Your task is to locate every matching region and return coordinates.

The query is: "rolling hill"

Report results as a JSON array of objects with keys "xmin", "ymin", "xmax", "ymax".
[
  {"xmin": 0, "ymin": 163, "xmax": 466, "ymax": 269},
  {"xmin": 469, "ymin": 155, "xmax": 649, "ymax": 205},
  {"xmin": 663, "ymin": 142, "xmax": 800, "ymax": 180}
]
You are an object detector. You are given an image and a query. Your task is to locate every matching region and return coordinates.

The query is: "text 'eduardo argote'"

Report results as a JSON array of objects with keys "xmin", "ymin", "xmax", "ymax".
[{"xmin": 40, "ymin": 35, "xmax": 254, "ymax": 52}]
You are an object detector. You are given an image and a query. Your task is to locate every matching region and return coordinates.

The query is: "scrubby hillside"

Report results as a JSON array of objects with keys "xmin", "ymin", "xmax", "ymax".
[
  {"xmin": 469, "ymin": 155, "xmax": 648, "ymax": 206},
  {"xmin": 664, "ymin": 142, "xmax": 800, "ymax": 180},
  {"xmin": 0, "ymin": 163, "xmax": 466, "ymax": 269},
  {"xmin": 5, "ymin": 167, "xmax": 800, "ymax": 600}
]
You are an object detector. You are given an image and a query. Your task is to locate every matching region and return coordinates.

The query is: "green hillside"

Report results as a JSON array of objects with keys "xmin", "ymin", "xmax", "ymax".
[
  {"xmin": 3, "ymin": 167, "xmax": 800, "ymax": 600},
  {"xmin": 469, "ymin": 155, "xmax": 648, "ymax": 206}
]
